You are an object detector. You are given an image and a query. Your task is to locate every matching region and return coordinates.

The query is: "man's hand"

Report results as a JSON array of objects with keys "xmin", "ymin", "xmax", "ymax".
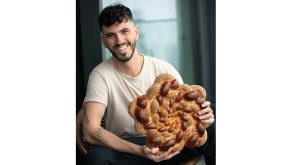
[
  {"xmin": 142, "ymin": 145, "xmax": 180, "ymax": 162},
  {"xmin": 198, "ymin": 101, "xmax": 215, "ymax": 128}
]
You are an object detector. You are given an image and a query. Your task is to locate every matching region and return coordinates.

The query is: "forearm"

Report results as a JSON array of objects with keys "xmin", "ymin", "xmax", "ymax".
[
  {"xmin": 81, "ymin": 102, "xmax": 144, "ymax": 157},
  {"xmin": 84, "ymin": 126, "xmax": 144, "ymax": 157}
]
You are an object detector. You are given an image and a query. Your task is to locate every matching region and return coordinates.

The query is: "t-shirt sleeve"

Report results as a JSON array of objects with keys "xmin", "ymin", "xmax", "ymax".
[
  {"xmin": 165, "ymin": 62, "xmax": 184, "ymax": 84},
  {"xmin": 83, "ymin": 71, "xmax": 108, "ymax": 107}
]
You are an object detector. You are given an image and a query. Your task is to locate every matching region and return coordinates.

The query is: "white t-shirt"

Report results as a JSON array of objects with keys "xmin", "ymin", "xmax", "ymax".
[{"xmin": 84, "ymin": 54, "xmax": 183, "ymax": 138}]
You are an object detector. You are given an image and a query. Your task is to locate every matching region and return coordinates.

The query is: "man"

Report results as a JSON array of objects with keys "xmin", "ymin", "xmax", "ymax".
[{"xmin": 80, "ymin": 3, "xmax": 215, "ymax": 165}]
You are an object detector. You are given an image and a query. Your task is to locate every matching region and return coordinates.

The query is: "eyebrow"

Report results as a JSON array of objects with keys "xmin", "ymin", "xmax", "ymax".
[
  {"xmin": 121, "ymin": 28, "xmax": 130, "ymax": 31},
  {"xmin": 104, "ymin": 32, "xmax": 114, "ymax": 37},
  {"xmin": 104, "ymin": 27, "xmax": 131, "ymax": 36}
]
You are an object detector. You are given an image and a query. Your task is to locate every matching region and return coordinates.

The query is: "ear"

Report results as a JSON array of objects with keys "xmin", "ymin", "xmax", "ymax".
[
  {"xmin": 100, "ymin": 35, "xmax": 108, "ymax": 48},
  {"xmin": 134, "ymin": 26, "xmax": 139, "ymax": 40}
]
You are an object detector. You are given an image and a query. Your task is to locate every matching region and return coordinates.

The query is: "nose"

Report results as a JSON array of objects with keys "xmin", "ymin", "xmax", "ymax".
[{"xmin": 115, "ymin": 33, "xmax": 124, "ymax": 45}]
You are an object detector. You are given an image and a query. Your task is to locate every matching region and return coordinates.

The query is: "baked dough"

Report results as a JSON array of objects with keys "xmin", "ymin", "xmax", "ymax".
[{"xmin": 128, "ymin": 73, "xmax": 208, "ymax": 152}]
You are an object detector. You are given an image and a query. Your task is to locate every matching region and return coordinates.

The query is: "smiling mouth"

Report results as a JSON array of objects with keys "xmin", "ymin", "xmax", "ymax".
[{"xmin": 115, "ymin": 44, "xmax": 128, "ymax": 51}]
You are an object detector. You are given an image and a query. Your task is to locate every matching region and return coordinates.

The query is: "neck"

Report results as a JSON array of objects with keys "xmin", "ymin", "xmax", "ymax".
[{"xmin": 113, "ymin": 50, "xmax": 144, "ymax": 77}]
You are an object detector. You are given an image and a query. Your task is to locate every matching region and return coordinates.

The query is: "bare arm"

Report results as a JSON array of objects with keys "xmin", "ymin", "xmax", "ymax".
[
  {"xmin": 81, "ymin": 101, "xmax": 179, "ymax": 162},
  {"xmin": 82, "ymin": 101, "xmax": 144, "ymax": 156}
]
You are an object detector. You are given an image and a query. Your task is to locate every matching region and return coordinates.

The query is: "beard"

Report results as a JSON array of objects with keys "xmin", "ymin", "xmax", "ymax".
[{"xmin": 108, "ymin": 40, "xmax": 137, "ymax": 62}]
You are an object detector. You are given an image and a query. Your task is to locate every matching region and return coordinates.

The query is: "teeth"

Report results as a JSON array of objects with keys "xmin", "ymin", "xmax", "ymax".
[{"xmin": 117, "ymin": 45, "xmax": 128, "ymax": 51}]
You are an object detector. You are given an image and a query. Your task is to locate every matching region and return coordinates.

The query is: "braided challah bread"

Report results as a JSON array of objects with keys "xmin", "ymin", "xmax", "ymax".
[{"xmin": 128, "ymin": 73, "xmax": 208, "ymax": 152}]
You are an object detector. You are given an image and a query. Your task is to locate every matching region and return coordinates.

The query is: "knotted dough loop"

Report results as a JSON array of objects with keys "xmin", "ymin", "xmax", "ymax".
[{"xmin": 128, "ymin": 73, "xmax": 208, "ymax": 152}]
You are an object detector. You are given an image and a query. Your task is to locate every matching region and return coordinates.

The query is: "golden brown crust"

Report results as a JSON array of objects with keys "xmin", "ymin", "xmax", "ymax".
[{"xmin": 128, "ymin": 73, "xmax": 208, "ymax": 152}]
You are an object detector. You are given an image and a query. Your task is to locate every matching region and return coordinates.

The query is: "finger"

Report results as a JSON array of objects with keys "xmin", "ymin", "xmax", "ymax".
[
  {"xmin": 201, "ymin": 117, "xmax": 215, "ymax": 124},
  {"xmin": 167, "ymin": 147, "xmax": 174, "ymax": 153},
  {"xmin": 150, "ymin": 148, "xmax": 159, "ymax": 154},
  {"xmin": 201, "ymin": 101, "xmax": 210, "ymax": 108},
  {"xmin": 164, "ymin": 151, "xmax": 180, "ymax": 160},
  {"xmin": 159, "ymin": 147, "xmax": 177, "ymax": 161},
  {"xmin": 198, "ymin": 107, "xmax": 212, "ymax": 115},
  {"xmin": 159, "ymin": 147, "xmax": 174, "ymax": 157},
  {"xmin": 144, "ymin": 146, "xmax": 159, "ymax": 154},
  {"xmin": 199, "ymin": 112, "xmax": 214, "ymax": 120},
  {"xmin": 164, "ymin": 147, "xmax": 174, "ymax": 155}
]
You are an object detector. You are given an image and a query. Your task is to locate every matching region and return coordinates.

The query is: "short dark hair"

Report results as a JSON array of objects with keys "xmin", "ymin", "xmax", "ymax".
[{"xmin": 98, "ymin": 3, "xmax": 134, "ymax": 32}]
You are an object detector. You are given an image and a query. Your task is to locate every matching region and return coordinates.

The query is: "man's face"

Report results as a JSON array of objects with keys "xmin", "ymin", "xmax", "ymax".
[{"xmin": 101, "ymin": 20, "xmax": 139, "ymax": 62}]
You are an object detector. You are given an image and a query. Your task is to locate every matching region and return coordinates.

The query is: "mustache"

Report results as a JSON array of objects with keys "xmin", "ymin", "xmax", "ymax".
[{"xmin": 114, "ymin": 42, "xmax": 130, "ymax": 49}]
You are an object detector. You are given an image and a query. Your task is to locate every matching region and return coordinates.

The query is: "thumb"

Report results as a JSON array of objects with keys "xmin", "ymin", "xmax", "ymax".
[
  {"xmin": 144, "ymin": 146, "xmax": 159, "ymax": 154},
  {"xmin": 150, "ymin": 147, "xmax": 159, "ymax": 154}
]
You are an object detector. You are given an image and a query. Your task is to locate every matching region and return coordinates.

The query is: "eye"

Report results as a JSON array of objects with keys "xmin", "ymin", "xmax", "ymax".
[
  {"xmin": 105, "ymin": 33, "xmax": 114, "ymax": 39},
  {"xmin": 121, "ymin": 29, "xmax": 129, "ymax": 34}
]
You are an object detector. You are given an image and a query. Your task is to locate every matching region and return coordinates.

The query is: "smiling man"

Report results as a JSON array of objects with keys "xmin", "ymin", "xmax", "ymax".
[
  {"xmin": 80, "ymin": 3, "xmax": 215, "ymax": 165},
  {"xmin": 102, "ymin": 19, "xmax": 138, "ymax": 62}
]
